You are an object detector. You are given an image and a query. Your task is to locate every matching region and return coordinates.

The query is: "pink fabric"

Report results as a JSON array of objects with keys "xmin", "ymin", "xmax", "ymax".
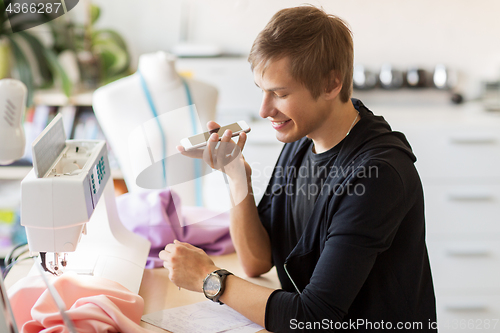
[
  {"xmin": 116, "ymin": 189, "xmax": 235, "ymax": 268},
  {"xmin": 8, "ymin": 274, "xmax": 152, "ymax": 333}
]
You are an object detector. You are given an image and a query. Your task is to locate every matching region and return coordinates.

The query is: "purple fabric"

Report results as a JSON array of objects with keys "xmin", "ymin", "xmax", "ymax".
[{"xmin": 116, "ymin": 189, "xmax": 234, "ymax": 268}]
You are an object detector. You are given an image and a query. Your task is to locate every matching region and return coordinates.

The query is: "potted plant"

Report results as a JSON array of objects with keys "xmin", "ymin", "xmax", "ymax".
[
  {"xmin": 49, "ymin": 1, "xmax": 131, "ymax": 89},
  {"xmin": 0, "ymin": 0, "xmax": 72, "ymax": 106}
]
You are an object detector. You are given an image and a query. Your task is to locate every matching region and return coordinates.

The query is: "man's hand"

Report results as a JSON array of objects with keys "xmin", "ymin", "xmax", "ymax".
[
  {"xmin": 159, "ymin": 240, "xmax": 219, "ymax": 292},
  {"xmin": 176, "ymin": 121, "xmax": 270, "ymax": 277},
  {"xmin": 176, "ymin": 121, "xmax": 251, "ymax": 180}
]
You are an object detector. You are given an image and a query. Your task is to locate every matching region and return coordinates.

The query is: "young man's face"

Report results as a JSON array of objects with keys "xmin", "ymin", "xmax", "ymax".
[{"xmin": 254, "ymin": 57, "xmax": 332, "ymax": 144}]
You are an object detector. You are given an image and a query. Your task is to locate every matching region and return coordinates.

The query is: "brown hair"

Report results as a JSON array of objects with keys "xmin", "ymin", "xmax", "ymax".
[{"xmin": 248, "ymin": 5, "xmax": 353, "ymax": 103}]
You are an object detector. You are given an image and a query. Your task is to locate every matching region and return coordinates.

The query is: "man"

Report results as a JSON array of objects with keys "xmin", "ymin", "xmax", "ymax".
[{"xmin": 160, "ymin": 5, "xmax": 437, "ymax": 332}]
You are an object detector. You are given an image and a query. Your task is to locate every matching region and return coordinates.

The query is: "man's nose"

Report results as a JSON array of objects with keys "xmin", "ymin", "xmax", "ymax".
[{"xmin": 259, "ymin": 93, "xmax": 276, "ymax": 119}]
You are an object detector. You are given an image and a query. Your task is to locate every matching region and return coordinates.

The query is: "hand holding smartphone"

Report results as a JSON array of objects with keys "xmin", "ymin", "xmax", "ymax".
[
  {"xmin": 180, "ymin": 121, "xmax": 251, "ymax": 151},
  {"xmin": 178, "ymin": 120, "xmax": 251, "ymax": 187}
]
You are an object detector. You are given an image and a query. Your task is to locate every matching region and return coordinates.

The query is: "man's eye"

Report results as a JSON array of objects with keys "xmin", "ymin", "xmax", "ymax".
[{"xmin": 276, "ymin": 94, "xmax": 288, "ymax": 99}]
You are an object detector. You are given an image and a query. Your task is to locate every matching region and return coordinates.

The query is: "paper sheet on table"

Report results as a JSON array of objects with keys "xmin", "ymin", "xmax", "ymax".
[{"xmin": 141, "ymin": 301, "xmax": 264, "ymax": 333}]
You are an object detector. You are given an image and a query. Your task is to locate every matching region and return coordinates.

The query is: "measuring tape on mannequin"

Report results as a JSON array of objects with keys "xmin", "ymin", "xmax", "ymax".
[{"xmin": 138, "ymin": 71, "xmax": 203, "ymax": 206}]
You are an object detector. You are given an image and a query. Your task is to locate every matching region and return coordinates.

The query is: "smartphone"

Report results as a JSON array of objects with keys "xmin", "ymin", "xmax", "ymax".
[{"xmin": 181, "ymin": 120, "xmax": 251, "ymax": 150}]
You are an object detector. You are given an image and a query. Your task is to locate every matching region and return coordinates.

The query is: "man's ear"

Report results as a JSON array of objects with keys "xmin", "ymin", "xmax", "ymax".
[{"xmin": 324, "ymin": 72, "xmax": 342, "ymax": 100}]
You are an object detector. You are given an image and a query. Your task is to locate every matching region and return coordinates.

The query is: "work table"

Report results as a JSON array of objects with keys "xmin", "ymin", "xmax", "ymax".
[
  {"xmin": 139, "ymin": 252, "xmax": 279, "ymax": 332},
  {"xmin": 5, "ymin": 252, "xmax": 279, "ymax": 333}
]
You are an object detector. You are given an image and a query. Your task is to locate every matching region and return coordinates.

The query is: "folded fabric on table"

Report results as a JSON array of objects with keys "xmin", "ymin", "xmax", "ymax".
[
  {"xmin": 8, "ymin": 274, "xmax": 152, "ymax": 333},
  {"xmin": 116, "ymin": 189, "xmax": 234, "ymax": 268}
]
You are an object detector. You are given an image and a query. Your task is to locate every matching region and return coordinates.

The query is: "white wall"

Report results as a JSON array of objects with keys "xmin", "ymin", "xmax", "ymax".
[{"xmin": 86, "ymin": 0, "xmax": 500, "ymax": 97}]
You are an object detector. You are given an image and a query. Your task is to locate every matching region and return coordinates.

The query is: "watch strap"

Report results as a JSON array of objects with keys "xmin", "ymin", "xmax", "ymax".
[
  {"xmin": 203, "ymin": 269, "xmax": 233, "ymax": 304},
  {"xmin": 213, "ymin": 269, "xmax": 233, "ymax": 305}
]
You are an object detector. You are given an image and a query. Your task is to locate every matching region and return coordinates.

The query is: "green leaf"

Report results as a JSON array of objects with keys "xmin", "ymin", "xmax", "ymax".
[
  {"xmin": 48, "ymin": 17, "xmax": 78, "ymax": 54},
  {"xmin": 101, "ymin": 72, "xmax": 128, "ymax": 85},
  {"xmin": 92, "ymin": 29, "xmax": 130, "ymax": 79},
  {"xmin": 6, "ymin": 35, "xmax": 34, "ymax": 106},
  {"xmin": 99, "ymin": 48, "xmax": 116, "ymax": 69},
  {"xmin": 93, "ymin": 29, "xmax": 128, "ymax": 50},
  {"xmin": 90, "ymin": 4, "xmax": 100, "ymax": 25},
  {"xmin": 0, "ymin": 39, "xmax": 9, "ymax": 78},
  {"xmin": 17, "ymin": 31, "xmax": 54, "ymax": 86},
  {"xmin": 43, "ymin": 47, "xmax": 72, "ymax": 97},
  {"xmin": 93, "ymin": 41, "xmax": 129, "ymax": 78},
  {"xmin": 0, "ymin": 0, "xmax": 12, "ymax": 35}
]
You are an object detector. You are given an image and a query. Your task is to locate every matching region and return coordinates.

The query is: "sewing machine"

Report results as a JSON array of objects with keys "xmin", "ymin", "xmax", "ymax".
[{"xmin": 20, "ymin": 114, "xmax": 151, "ymax": 294}]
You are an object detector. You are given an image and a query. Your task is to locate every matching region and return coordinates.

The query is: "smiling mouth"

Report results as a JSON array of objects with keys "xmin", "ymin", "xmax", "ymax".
[
  {"xmin": 271, "ymin": 119, "xmax": 291, "ymax": 130},
  {"xmin": 272, "ymin": 120, "xmax": 290, "ymax": 126}
]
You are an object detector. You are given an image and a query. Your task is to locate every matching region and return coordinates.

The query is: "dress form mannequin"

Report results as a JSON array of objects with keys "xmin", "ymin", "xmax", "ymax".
[{"xmin": 92, "ymin": 51, "xmax": 217, "ymax": 206}]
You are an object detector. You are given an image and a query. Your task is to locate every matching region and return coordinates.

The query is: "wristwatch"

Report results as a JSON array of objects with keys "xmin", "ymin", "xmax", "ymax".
[{"xmin": 202, "ymin": 269, "xmax": 233, "ymax": 304}]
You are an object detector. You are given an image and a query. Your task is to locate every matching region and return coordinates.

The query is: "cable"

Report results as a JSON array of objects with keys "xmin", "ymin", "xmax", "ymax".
[
  {"xmin": 4, "ymin": 242, "xmax": 28, "ymax": 267},
  {"xmin": 2, "ymin": 256, "xmax": 35, "ymax": 279}
]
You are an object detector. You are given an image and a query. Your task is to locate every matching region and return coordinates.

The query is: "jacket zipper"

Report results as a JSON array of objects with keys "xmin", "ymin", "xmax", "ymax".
[{"xmin": 284, "ymin": 263, "xmax": 301, "ymax": 294}]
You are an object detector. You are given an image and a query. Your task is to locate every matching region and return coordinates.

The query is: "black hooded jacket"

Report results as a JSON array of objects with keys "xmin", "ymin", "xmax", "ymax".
[{"xmin": 258, "ymin": 99, "xmax": 437, "ymax": 332}]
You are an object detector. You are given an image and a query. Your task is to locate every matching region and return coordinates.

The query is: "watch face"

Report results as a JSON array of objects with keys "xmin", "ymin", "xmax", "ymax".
[{"xmin": 204, "ymin": 274, "xmax": 221, "ymax": 297}]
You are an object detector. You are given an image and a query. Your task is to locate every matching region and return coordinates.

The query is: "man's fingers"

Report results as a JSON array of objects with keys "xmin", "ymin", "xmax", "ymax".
[
  {"xmin": 236, "ymin": 132, "xmax": 247, "ymax": 154},
  {"xmin": 220, "ymin": 130, "xmax": 232, "ymax": 143},
  {"xmin": 159, "ymin": 250, "xmax": 168, "ymax": 260},
  {"xmin": 207, "ymin": 121, "xmax": 220, "ymax": 131},
  {"xmin": 181, "ymin": 241, "xmax": 201, "ymax": 251},
  {"xmin": 206, "ymin": 133, "xmax": 220, "ymax": 168},
  {"xmin": 177, "ymin": 146, "xmax": 204, "ymax": 159},
  {"xmin": 164, "ymin": 243, "xmax": 176, "ymax": 253}
]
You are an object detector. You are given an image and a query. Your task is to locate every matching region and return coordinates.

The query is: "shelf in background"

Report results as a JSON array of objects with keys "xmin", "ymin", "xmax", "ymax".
[{"xmin": 34, "ymin": 89, "xmax": 94, "ymax": 107}]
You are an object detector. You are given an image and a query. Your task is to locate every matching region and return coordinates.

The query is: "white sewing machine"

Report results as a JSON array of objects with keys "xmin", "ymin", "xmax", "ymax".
[{"xmin": 20, "ymin": 114, "xmax": 151, "ymax": 294}]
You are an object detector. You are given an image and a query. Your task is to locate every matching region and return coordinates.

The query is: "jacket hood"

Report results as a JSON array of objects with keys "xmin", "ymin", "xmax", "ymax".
[{"xmin": 337, "ymin": 98, "xmax": 416, "ymax": 165}]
